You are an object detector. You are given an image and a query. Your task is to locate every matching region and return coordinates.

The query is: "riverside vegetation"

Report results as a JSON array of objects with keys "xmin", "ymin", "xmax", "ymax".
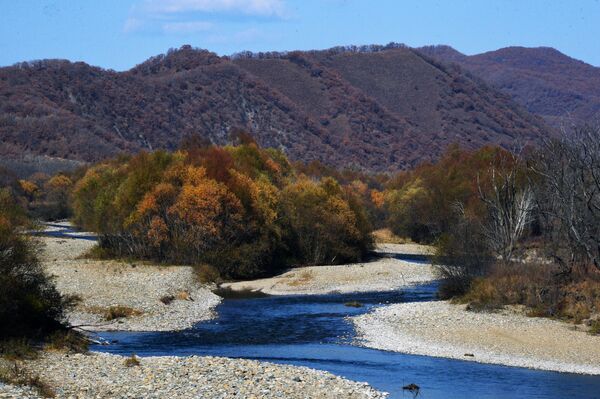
[
  {"xmin": 6, "ymin": 126, "xmax": 600, "ymax": 326},
  {"xmin": 70, "ymin": 133, "xmax": 373, "ymax": 280},
  {"xmin": 2, "ymin": 126, "xmax": 600, "ymax": 395}
]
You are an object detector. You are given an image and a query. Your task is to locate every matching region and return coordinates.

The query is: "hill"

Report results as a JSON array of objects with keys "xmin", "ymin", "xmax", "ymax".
[
  {"xmin": 418, "ymin": 45, "xmax": 600, "ymax": 126},
  {"xmin": 0, "ymin": 45, "xmax": 551, "ymax": 172}
]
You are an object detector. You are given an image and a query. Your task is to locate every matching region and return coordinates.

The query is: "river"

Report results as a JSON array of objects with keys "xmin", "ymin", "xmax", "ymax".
[
  {"xmin": 92, "ymin": 281, "xmax": 600, "ymax": 398},
  {"xmin": 40, "ymin": 224, "xmax": 600, "ymax": 398}
]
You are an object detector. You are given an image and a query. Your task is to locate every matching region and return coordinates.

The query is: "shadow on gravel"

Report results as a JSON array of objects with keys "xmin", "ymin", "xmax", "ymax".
[{"xmin": 213, "ymin": 286, "xmax": 271, "ymax": 299}]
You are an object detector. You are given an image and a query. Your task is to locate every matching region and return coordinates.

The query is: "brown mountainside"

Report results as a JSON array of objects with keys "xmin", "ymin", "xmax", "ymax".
[
  {"xmin": 419, "ymin": 45, "xmax": 600, "ymax": 126},
  {"xmin": 1, "ymin": 45, "xmax": 550, "ymax": 172}
]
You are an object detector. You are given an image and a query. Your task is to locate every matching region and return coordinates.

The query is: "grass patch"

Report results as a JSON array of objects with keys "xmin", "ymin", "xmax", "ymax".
[
  {"xmin": 590, "ymin": 320, "xmax": 600, "ymax": 335},
  {"xmin": 104, "ymin": 306, "xmax": 143, "ymax": 321},
  {"xmin": 372, "ymin": 228, "xmax": 410, "ymax": 244},
  {"xmin": 176, "ymin": 290, "xmax": 193, "ymax": 301},
  {"xmin": 0, "ymin": 362, "xmax": 55, "ymax": 398},
  {"xmin": 123, "ymin": 354, "xmax": 140, "ymax": 367},
  {"xmin": 44, "ymin": 330, "xmax": 89, "ymax": 353},
  {"xmin": 286, "ymin": 270, "xmax": 314, "ymax": 287}
]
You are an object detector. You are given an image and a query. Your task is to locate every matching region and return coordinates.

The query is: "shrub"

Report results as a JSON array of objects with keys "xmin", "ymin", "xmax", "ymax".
[
  {"xmin": 0, "ymin": 212, "xmax": 70, "ymax": 340},
  {"xmin": 0, "ymin": 363, "xmax": 55, "ymax": 398},
  {"xmin": 458, "ymin": 261, "xmax": 600, "ymax": 322},
  {"xmin": 124, "ymin": 354, "xmax": 141, "ymax": 367},
  {"xmin": 194, "ymin": 264, "xmax": 222, "ymax": 284},
  {"xmin": 590, "ymin": 320, "xmax": 600, "ymax": 335},
  {"xmin": 434, "ymin": 210, "xmax": 494, "ymax": 298}
]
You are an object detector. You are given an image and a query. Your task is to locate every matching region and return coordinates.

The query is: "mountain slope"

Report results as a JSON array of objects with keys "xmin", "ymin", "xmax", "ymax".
[
  {"xmin": 1, "ymin": 45, "xmax": 551, "ymax": 172},
  {"xmin": 419, "ymin": 45, "xmax": 600, "ymax": 126}
]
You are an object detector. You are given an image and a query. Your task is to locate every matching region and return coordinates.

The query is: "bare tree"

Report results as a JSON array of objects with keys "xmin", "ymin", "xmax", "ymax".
[
  {"xmin": 478, "ymin": 155, "xmax": 534, "ymax": 261},
  {"xmin": 530, "ymin": 125, "xmax": 600, "ymax": 270}
]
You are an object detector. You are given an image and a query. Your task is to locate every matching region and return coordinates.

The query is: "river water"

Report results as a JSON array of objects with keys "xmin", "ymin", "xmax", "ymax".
[{"xmin": 92, "ymin": 282, "xmax": 600, "ymax": 398}]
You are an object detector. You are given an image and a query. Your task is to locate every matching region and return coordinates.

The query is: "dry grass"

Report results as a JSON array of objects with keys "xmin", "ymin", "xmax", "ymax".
[
  {"xmin": 123, "ymin": 354, "xmax": 140, "ymax": 367},
  {"xmin": 590, "ymin": 320, "xmax": 600, "ymax": 335},
  {"xmin": 371, "ymin": 228, "xmax": 410, "ymax": 244},
  {"xmin": 460, "ymin": 262, "xmax": 600, "ymax": 323},
  {"xmin": 0, "ymin": 362, "xmax": 55, "ymax": 398},
  {"xmin": 286, "ymin": 270, "xmax": 314, "ymax": 287},
  {"xmin": 79, "ymin": 244, "xmax": 114, "ymax": 260},
  {"xmin": 176, "ymin": 290, "xmax": 193, "ymax": 301},
  {"xmin": 0, "ymin": 339, "xmax": 38, "ymax": 361},
  {"xmin": 103, "ymin": 306, "xmax": 143, "ymax": 321},
  {"xmin": 44, "ymin": 331, "xmax": 89, "ymax": 353}
]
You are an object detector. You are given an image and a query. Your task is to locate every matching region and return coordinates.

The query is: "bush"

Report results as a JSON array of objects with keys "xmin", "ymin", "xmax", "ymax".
[
  {"xmin": 433, "ymin": 210, "xmax": 494, "ymax": 298},
  {"xmin": 70, "ymin": 140, "xmax": 374, "ymax": 279},
  {"xmin": 458, "ymin": 262, "xmax": 600, "ymax": 322},
  {"xmin": 280, "ymin": 177, "xmax": 373, "ymax": 266},
  {"xmin": 0, "ymin": 362, "xmax": 55, "ymax": 398},
  {"xmin": 194, "ymin": 264, "xmax": 221, "ymax": 284},
  {"xmin": 124, "ymin": 354, "xmax": 141, "ymax": 367},
  {"xmin": 0, "ymin": 213, "xmax": 70, "ymax": 340}
]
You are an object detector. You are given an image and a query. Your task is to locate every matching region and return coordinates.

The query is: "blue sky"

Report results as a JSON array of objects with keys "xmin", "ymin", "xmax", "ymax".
[{"xmin": 1, "ymin": 0, "xmax": 599, "ymax": 70}]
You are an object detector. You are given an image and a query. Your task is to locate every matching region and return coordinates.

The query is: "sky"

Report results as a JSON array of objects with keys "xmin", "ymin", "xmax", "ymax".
[{"xmin": 1, "ymin": 0, "xmax": 600, "ymax": 71}]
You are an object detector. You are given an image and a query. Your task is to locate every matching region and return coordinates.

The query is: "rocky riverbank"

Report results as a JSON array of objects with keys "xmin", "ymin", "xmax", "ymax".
[
  {"xmin": 221, "ymin": 244, "xmax": 435, "ymax": 295},
  {"xmin": 39, "ymin": 230, "xmax": 221, "ymax": 332},
  {"xmin": 353, "ymin": 300, "xmax": 600, "ymax": 375},
  {"xmin": 1, "ymin": 352, "xmax": 387, "ymax": 398}
]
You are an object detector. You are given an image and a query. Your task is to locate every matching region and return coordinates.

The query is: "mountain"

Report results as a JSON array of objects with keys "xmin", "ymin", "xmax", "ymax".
[
  {"xmin": 418, "ymin": 45, "xmax": 600, "ymax": 126},
  {"xmin": 0, "ymin": 44, "xmax": 550, "ymax": 173}
]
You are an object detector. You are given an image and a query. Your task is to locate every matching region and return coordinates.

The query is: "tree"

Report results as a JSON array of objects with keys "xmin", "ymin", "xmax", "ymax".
[
  {"xmin": 531, "ymin": 125, "xmax": 600, "ymax": 270},
  {"xmin": 0, "ymin": 196, "xmax": 69, "ymax": 339},
  {"xmin": 281, "ymin": 178, "xmax": 369, "ymax": 265},
  {"xmin": 478, "ymin": 154, "xmax": 534, "ymax": 261}
]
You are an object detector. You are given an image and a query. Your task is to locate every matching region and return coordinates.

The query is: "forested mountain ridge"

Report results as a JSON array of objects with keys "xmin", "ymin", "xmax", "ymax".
[
  {"xmin": 1, "ymin": 44, "xmax": 551, "ymax": 172},
  {"xmin": 418, "ymin": 45, "xmax": 600, "ymax": 126}
]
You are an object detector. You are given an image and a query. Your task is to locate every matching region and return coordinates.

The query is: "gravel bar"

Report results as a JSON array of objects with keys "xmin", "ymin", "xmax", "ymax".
[
  {"xmin": 39, "ymin": 230, "xmax": 221, "ymax": 332},
  {"xmin": 221, "ymin": 246, "xmax": 435, "ymax": 295},
  {"xmin": 353, "ymin": 300, "xmax": 600, "ymax": 375},
  {"xmin": 1, "ymin": 352, "xmax": 387, "ymax": 398}
]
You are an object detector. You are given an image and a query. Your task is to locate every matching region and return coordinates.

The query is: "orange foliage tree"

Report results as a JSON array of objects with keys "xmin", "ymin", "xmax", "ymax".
[{"xmin": 71, "ymin": 139, "xmax": 373, "ymax": 278}]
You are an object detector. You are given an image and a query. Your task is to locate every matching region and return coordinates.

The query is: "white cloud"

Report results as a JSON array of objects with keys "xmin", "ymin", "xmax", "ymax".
[
  {"xmin": 143, "ymin": 0, "xmax": 287, "ymax": 18},
  {"xmin": 123, "ymin": 17, "xmax": 144, "ymax": 33},
  {"xmin": 124, "ymin": 0, "xmax": 287, "ymax": 35},
  {"xmin": 162, "ymin": 21, "xmax": 214, "ymax": 34}
]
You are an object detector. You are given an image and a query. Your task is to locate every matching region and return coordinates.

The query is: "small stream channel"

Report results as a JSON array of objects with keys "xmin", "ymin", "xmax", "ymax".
[{"xmin": 42, "ymin": 224, "xmax": 600, "ymax": 398}]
